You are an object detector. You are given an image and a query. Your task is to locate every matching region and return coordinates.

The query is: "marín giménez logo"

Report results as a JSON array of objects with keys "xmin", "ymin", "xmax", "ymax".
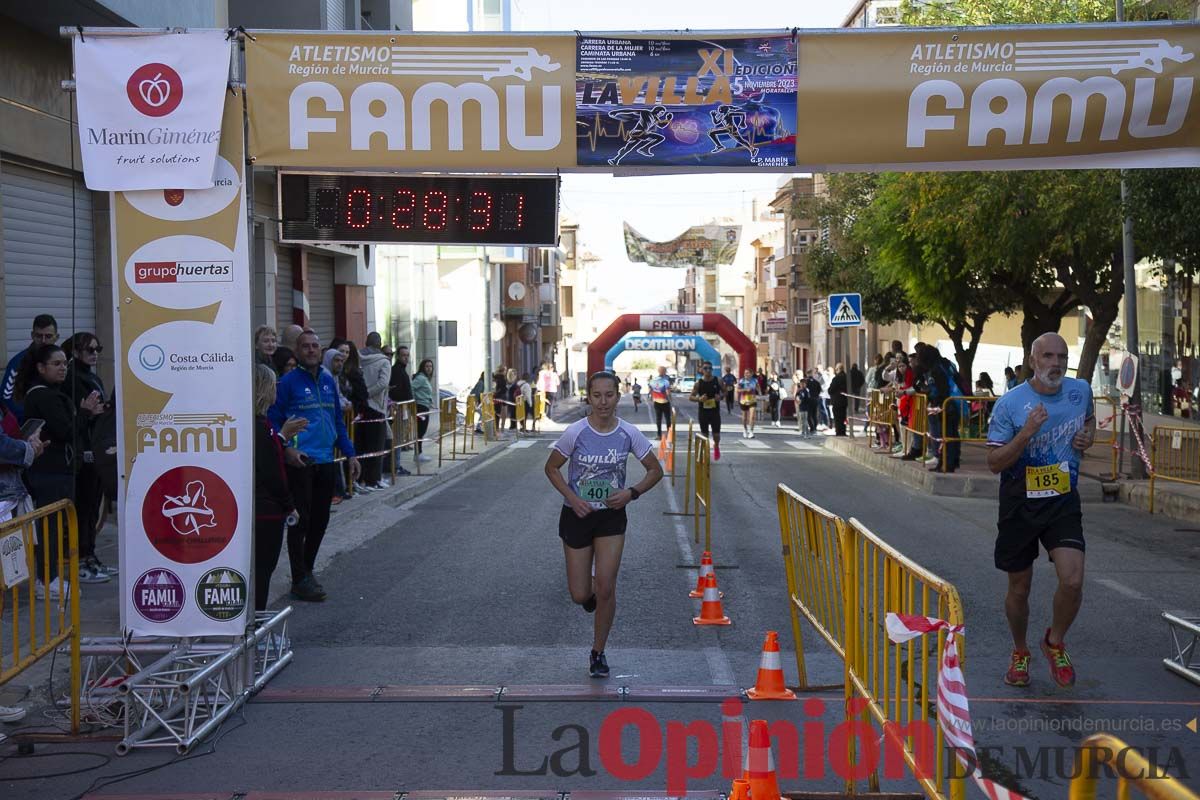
[{"xmin": 126, "ymin": 62, "xmax": 183, "ymax": 117}]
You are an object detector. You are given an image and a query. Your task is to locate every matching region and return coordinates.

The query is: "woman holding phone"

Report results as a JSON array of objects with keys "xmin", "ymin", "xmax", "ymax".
[
  {"xmin": 65, "ymin": 332, "xmax": 113, "ymax": 582},
  {"xmin": 14, "ymin": 344, "xmax": 103, "ymax": 598}
]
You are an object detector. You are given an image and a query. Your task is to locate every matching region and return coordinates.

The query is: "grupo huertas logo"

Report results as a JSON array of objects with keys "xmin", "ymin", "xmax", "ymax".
[{"xmin": 125, "ymin": 235, "xmax": 235, "ymax": 310}]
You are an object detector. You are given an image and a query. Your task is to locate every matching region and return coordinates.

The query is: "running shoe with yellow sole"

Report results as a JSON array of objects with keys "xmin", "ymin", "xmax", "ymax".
[
  {"xmin": 1003, "ymin": 649, "xmax": 1031, "ymax": 687},
  {"xmin": 1040, "ymin": 629, "xmax": 1076, "ymax": 687}
]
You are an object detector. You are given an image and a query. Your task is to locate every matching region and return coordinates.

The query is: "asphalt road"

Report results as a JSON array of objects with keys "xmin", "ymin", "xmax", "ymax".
[{"xmin": 3, "ymin": 394, "xmax": 1198, "ymax": 799}]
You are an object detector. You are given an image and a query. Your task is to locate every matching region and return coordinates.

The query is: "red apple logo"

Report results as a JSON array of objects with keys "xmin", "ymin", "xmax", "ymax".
[
  {"xmin": 163, "ymin": 189, "xmax": 185, "ymax": 207},
  {"xmin": 127, "ymin": 63, "xmax": 183, "ymax": 117}
]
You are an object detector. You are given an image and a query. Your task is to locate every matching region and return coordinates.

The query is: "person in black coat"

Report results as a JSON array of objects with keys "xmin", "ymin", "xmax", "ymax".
[
  {"xmin": 64, "ymin": 332, "xmax": 113, "ymax": 581},
  {"xmin": 254, "ymin": 364, "xmax": 307, "ymax": 611},
  {"xmin": 829, "ymin": 363, "xmax": 849, "ymax": 437},
  {"xmin": 14, "ymin": 344, "xmax": 103, "ymax": 594}
]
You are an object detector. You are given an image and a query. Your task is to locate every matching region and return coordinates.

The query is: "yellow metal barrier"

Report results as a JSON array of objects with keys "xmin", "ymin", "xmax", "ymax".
[
  {"xmin": 1094, "ymin": 396, "xmax": 1118, "ymax": 446},
  {"xmin": 866, "ymin": 389, "xmax": 899, "ymax": 450},
  {"xmin": 843, "ymin": 515, "xmax": 966, "ymax": 800},
  {"xmin": 775, "ymin": 485, "xmax": 849, "ymax": 687},
  {"xmin": 464, "ymin": 395, "xmax": 479, "ymax": 452},
  {"xmin": 534, "ymin": 390, "xmax": 546, "ymax": 430},
  {"xmin": 692, "ymin": 433, "xmax": 712, "ymax": 550},
  {"xmin": 481, "ymin": 391, "xmax": 496, "ymax": 442},
  {"xmin": 901, "ymin": 393, "xmax": 929, "ymax": 460},
  {"xmin": 0, "ymin": 500, "xmax": 81, "ymax": 733},
  {"xmin": 437, "ymin": 395, "xmax": 460, "ymax": 467},
  {"xmin": 1149, "ymin": 426, "xmax": 1200, "ymax": 513},
  {"xmin": 1068, "ymin": 734, "xmax": 1199, "ymax": 800},
  {"xmin": 664, "ymin": 420, "xmax": 695, "ymax": 512}
]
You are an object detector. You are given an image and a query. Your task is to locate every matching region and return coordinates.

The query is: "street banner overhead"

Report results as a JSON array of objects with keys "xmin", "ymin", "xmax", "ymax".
[
  {"xmin": 112, "ymin": 94, "xmax": 253, "ymax": 636},
  {"xmin": 74, "ymin": 31, "xmax": 231, "ymax": 190},
  {"xmin": 244, "ymin": 33, "xmax": 576, "ymax": 169},
  {"xmin": 624, "ymin": 222, "xmax": 740, "ymax": 268},
  {"xmin": 576, "ymin": 35, "xmax": 797, "ymax": 167},
  {"xmin": 795, "ymin": 24, "xmax": 1200, "ymax": 170}
]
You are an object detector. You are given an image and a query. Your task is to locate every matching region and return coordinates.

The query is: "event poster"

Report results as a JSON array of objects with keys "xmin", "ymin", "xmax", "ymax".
[
  {"xmin": 112, "ymin": 93, "xmax": 253, "ymax": 636},
  {"xmin": 623, "ymin": 222, "xmax": 741, "ymax": 268},
  {"xmin": 577, "ymin": 36, "xmax": 797, "ymax": 167}
]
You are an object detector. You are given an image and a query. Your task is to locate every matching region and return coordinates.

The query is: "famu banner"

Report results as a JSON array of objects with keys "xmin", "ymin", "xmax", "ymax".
[
  {"xmin": 74, "ymin": 31, "xmax": 231, "ymax": 190},
  {"xmin": 624, "ymin": 222, "xmax": 740, "ymax": 268},
  {"xmin": 112, "ymin": 93, "xmax": 252, "ymax": 636},
  {"xmin": 795, "ymin": 23, "xmax": 1200, "ymax": 171},
  {"xmin": 577, "ymin": 35, "xmax": 797, "ymax": 167},
  {"xmin": 243, "ymin": 32, "xmax": 576, "ymax": 169}
]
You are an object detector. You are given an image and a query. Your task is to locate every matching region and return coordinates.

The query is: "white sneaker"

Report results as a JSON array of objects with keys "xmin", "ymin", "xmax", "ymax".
[
  {"xmin": 748, "ymin": 430, "xmax": 755, "ymax": 439},
  {"xmin": 376, "ymin": 478, "xmax": 391, "ymax": 489},
  {"xmin": 416, "ymin": 454, "xmax": 433, "ymax": 463},
  {"xmin": 35, "ymin": 577, "xmax": 70, "ymax": 601},
  {"xmin": 0, "ymin": 704, "xmax": 26, "ymax": 723},
  {"xmin": 353, "ymin": 482, "xmax": 376, "ymax": 493}
]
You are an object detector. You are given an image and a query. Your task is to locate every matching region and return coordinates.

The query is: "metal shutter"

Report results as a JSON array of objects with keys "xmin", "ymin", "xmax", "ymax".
[
  {"xmin": 2, "ymin": 161, "xmax": 95, "ymax": 363},
  {"xmin": 324, "ymin": 0, "xmax": 345, "ymax": 29},
  {"xmin": 306, "ymin": 253, "xmax": 335, "ymax": 344},
  {"xmin": 276, "ymin": 248, "xmax": 294, "ymax": 333}
]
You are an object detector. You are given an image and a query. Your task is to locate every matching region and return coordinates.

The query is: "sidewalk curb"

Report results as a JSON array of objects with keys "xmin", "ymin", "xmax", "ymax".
[
  {"xmin": 823, "ymin": 436, "xmax": 1106, "ymax": 502},
  {"xmin": 1115, "ymin": 480, "xmax": 1200, "ymax": 523}
]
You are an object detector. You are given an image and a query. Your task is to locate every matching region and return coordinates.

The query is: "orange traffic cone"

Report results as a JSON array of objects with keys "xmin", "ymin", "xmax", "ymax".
[
  {"xmin": 746, "ymin": 631, "xmax": 797, "ymax": 700},
  {"xmin": 658, "ymin": 434, "xmax": 667, "ymax": 461},
  {"xmin": 745, "ymin": 719, "xmax": 782, "ymax": 800},
  {"xmin": 693, "ymin": 572, "xmax": 731, "ymax": 625},
  {"xmin": 665, "ymin": 425, "xmax": 676, "ymax": 473},
  {"xmin": 728, "ymin": 778, "xmax": 751, "ymax": 800},
  {"xmin": 689, "ymin": 551, "xmax": 723, "ymax": 599}
]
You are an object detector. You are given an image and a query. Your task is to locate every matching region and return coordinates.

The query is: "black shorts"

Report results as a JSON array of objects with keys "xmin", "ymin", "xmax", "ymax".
[
  {"xmin": 995, "ymin": 491, "xmax": 1085, "ymax": 572},
  {"xmin": 559, "ymin": 505, "xmax": 628, "ymax": 550},
  {"xmin": 698, "ymin": 409, "xmax": 721, "ymax": 437}
]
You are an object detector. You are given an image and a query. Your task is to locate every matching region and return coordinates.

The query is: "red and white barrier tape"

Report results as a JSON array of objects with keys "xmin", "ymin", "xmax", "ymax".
[
  {"xmin": 885, "ymin": 613, "xmax": 1030, "ymax": 800},
  {"xmin": 1121, "ymin": 402, "xmax": 1155, "ymax": 475}
]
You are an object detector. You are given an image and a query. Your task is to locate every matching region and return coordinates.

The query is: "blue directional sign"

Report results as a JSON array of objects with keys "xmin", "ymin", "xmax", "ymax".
[{"xmin": 828, "ymin": 293, "xmax": 863, "ymax": 328}]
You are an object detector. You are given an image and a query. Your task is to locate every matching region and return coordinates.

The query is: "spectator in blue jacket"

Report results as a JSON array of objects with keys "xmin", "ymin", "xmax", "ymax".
[
  {"xmin": 2, "ymin": 314, "xmax": 59, "ymax": 423},
  {"xmin": 269, "ymin": 331, "xmax": 359, "ymax": 602}
]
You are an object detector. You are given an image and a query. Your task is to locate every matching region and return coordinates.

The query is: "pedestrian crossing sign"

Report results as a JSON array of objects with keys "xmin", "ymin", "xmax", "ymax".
[{"xmin": 828, "ymin": 293, "xmax": 863, "ymax": 327}]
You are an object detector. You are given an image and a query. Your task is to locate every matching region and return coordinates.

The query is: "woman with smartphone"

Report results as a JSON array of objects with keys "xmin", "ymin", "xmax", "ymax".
[
  {"xmin": 14, "ymin": 343, "xmax": 103, "ymax": 599},
  {"xmin": 65, "ymin": 332, "xmax": 113, "ymax": 583}
]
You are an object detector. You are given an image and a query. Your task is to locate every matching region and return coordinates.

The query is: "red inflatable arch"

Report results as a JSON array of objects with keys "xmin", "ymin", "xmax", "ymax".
[{"xmin": 587, "ymin": 313, "xmax": 757, "ymax": 377}]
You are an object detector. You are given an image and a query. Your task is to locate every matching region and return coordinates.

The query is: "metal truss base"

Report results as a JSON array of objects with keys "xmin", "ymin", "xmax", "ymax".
[
  {"xmin": 73, "ymin": 608, "xmax": 293, "ymax": 754},
  {"xmin": 1163, "ymin": 612, "xmax": 1200, "ymax": 686}
]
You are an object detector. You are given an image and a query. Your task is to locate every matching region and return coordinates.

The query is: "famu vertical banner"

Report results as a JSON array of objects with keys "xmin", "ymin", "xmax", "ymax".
[{"xmin": 112, "ymin": 92, "xmax": 252, "ymax": 636}]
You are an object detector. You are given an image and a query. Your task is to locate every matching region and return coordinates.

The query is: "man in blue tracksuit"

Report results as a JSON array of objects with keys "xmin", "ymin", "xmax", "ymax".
[
  {"xmin": 269, "ymin": 330, "xmax": 359, "ymax": 601},
  {"xmin": 2, "ymin": 314, "xmax": 59, "ymax": 422}
]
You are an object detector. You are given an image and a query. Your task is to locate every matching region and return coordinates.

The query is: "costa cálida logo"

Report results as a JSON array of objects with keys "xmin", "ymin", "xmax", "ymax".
[{"xmin": 127, "ymin": 63, "xmax": 184, "ymax": 117}]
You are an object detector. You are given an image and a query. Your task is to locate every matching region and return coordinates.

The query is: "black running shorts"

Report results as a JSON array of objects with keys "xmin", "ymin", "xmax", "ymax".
[
  {"xmin": 994, "ymin": 491, "xmax": 1085, "ymax": 572},
  {"xmin": 698, "ymin": 410, "xmax": 721, "ymax": 438},
  {"xmin": 559, "ymin": 505, "xmax": 628, "ymax": 550}
]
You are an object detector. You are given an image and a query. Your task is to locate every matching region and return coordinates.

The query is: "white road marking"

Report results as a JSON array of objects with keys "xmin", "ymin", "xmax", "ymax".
[
  {"xmin": 1095, "ymin": 577, "xmax": 1151, "ymax": 602},
  {"xmin": 740, "ymin": 439, "xmax": 769, "ymax": 450},
  {"xmin": 786, "ymin": 441, "xmax": 821, "ymax": 450},
  {"xmin": 510, "ymin": 440, "xmax": 537, "ymax": 449}
]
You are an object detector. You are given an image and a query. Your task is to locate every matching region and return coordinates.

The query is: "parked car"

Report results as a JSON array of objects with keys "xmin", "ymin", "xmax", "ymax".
[{"xmin": 675, "ymin": 376, "xmax": 696, "ymax": 395}]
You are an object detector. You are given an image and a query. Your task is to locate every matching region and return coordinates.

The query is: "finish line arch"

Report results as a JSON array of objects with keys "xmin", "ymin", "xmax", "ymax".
[
  {"xmin": 588, "ymin": 314, "xmax": 756, "ymax": 378},
  {"xmin": 604, "ymin": 335, "xmax": 721, "ymax": 371}
]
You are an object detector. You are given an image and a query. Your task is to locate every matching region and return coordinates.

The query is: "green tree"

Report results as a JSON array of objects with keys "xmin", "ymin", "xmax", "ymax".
[{"xmin": 1127, "ymin": 168, "xmax": 1200, "ymax": 278}]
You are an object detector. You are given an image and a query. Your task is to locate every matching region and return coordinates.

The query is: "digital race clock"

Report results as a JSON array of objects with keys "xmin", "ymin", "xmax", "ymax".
[{"xmin": 278, "ymin": 173, "xmax": 559, "ymax": 246}]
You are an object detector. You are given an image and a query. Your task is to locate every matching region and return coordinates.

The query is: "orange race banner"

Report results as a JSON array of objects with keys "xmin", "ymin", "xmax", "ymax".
[
  {"xmin": 795, "ymin": 22, "xmax": 1200, "ymax": 171},
  {"xmin": 244, "ymin": 32, "xmax": 576, "ymax": 170}
]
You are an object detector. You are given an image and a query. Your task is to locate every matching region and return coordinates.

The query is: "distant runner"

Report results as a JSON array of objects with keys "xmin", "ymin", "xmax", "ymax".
[
  {"xmin": 737, "ymin": 369, "xmax": 759, "ymax": 438},
  {"xmin": 986, "ymin": 333, "xmax": 1094, "ymax": 689},
  {"xmin": 545, "ymin": 371, "xmax": 664, "ymax": 678},
  {"xmin": 648, "ymin": 366, "xmax": 673, "ymax": 440},
  {"xmin": 689, "ymin": 361, "xmax": 723, "ymax": 461},
  {"xmin": 631, "ymin": 377, "xmax": 642, "ymax": 414},
  {"xmin": 721, "ymin": 366, "xmax": 737, "ymax": 414}
]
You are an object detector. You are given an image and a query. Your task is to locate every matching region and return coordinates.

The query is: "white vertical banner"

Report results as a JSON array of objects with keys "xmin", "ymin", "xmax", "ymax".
[
  {"xmin": 112, "ymin": 94, "xmax": 252, "ymax": 635},
  {"xmin": 74, "ymin": 31, "xmax": 230, "ymax": 191}
]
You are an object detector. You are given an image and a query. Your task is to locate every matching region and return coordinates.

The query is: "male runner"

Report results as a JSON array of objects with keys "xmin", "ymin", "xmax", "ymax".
[
  {"xmin": 545, "ymin": 371, "xmax": 663, "ymax": 678},
  {"xmin": 607, "ymin": 105, "xmax": 673, "ymax": 166},
  {"xmin": 647, "ymin": 366, "xmax": 673, "ymax": 440},
  {"xmin": 690, "ymin": 361, "xmax": 723, "ymax": 461},
  {"xmin": 631, "ymin": 377, "xmax": 642, "ymax": 413},
  {"xmin": 721, "ymin": 366, "xmax": 737, "ymax": 414},
  {"xmin": 737, "ymin": 369, "xmax": 759, "ymax": 438},
  {"xmin": 707, "ymin": 104, "xmax": 758, "ymax": 157},
  {"xmin": 986, "ymin": 333, "xmax": 1094, "ymax": 688}
]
